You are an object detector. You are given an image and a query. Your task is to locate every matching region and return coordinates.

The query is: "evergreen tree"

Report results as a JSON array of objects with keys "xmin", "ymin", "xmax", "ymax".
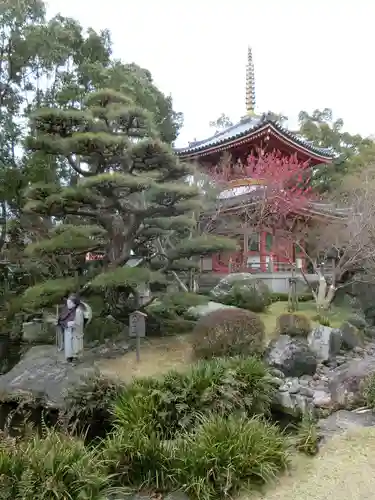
[
  {"xmin": 22, "ymin": 89, "xmax": 235, "ymax": 314},
  {"xmin": 297, "ymin": 108, "xmax": 375, "ymax": 192}
]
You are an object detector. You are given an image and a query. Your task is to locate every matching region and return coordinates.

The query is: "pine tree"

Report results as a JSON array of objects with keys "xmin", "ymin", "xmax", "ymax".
[{"xmin": 22, "ymin": 88, "xmax": 235, "ymax": 313}]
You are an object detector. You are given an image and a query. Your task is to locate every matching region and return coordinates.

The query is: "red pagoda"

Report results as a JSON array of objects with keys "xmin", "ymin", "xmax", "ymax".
[{"xmin": 174, "ymin": 47, "xmax": 338, "ymax": 277}]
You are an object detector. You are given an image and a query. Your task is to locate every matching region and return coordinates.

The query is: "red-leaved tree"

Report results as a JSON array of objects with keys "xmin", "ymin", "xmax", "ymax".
[
  {"xmin": 211, "ymin": 150, "xmax": 315, "ymax": 224},
  {"xmin": 208, "ymin": 150, "xmax": 375, "ymax": 310},
  {"xmin": 210, "ymin": 149, "xmax": 316, "ymax": 245},
  {"xmin": 207, "ymin": 150, "xmax": 336, "ymax": 309}
]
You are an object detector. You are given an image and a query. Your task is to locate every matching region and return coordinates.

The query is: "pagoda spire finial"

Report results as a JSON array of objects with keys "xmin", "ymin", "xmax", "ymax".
[{"xmin": 245, "ymin": 46, "xmax": 256, "ymax": 115}]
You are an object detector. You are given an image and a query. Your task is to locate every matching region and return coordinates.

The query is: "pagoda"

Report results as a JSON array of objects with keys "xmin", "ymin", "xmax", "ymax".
[{"xmin": 174, "ymin": 48, "xmax": 339, "ymax": 277}]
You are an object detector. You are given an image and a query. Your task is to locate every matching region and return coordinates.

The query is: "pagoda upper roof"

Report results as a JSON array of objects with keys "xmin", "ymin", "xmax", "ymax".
[{"xmin": 175, "ymin": 115, "xmax": 335, "ymax": 161}]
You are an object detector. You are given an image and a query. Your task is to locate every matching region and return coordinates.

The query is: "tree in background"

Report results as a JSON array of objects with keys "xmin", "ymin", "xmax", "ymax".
[
  {"xmin": 209, "ymin": 113, "xmax": 233, "ymax": 134},
  {"xmin": 260, "ymin": 111, "xmax": 288, "ymax": 126},
  {"xmin": 0, "ymin": 0, "xmax": 187, "ymax": 320},
  {"xmin": 21, "ymin": 88, "xmax": 235, "ymax": 318},
  {"xmin": 0, "ymin": 0, "xmax": 183, "ymax": 251},
  {"xmin": 297, "ymin": 108, "xmax": 375, "ymax": 192}
]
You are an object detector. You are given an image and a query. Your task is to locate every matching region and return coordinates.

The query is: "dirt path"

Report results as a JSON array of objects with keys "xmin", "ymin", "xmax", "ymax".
[{"xmin": 245, "ymin": 427, "xmax": 375, "ymax": 500}]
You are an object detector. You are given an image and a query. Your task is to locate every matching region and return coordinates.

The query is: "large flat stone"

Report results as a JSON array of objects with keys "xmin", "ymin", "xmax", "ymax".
[
  {"xmin": 0, "ymin": 345, "xmax": 96, "ymax": 407},
  {"xmin": 318, "ymin": 408, "xmax": 375, "ymax": 442},
  {"xmin": 328, "ymin": 356, "xmax": 375, "ymax": 408}
]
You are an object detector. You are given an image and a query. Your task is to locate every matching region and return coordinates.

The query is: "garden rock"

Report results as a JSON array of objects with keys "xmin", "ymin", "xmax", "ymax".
[
  {"xmin": 328, "ymin": 356, "xmax": 375, "ymax": 408},
  {"xmin": 340, "ymin": 321, "xmax": 363, "ymax": 349},
  {"xmin": 318, "ymin": 408, "xmax": 375, "ymax": 443},
  {"xmin": 313, "ymin": 389, "xmax": 332, "ymax": 409},
  {"xmin": 187, "ymin": 301, "xmax": 238, "ymax": 319},
  {"xmin": 308, "ymin": 325, "xmax": 342, "ymax": 362},
  {"xmin": 0, "ymin": 342, "xmax": 131, "ymax": 408},
  {"xmin": 265, "ymin": 334, "xmax": 318, "ymax": 377},
  {"xmin": 274, "ymin": 389, "xmax": 312, "ymax": 417},
  {"xmin": 346, "ymin": 313, "xmax": 368, "ymax": 331},
  {"xmin": 273, "ymin": 376, "xmax": 313, "ymax": 417},
  {"xmin": 365, "ymin": 327, "xmax": 375, "ymax": 339}
]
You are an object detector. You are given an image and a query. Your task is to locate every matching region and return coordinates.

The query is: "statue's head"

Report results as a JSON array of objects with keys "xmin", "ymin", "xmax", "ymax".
[{"xmin": 67, "ymin": 293, "xmax": 80, "ymax": 310}]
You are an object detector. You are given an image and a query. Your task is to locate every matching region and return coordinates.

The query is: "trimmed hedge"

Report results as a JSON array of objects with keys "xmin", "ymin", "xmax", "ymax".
[
  {"xmin": 276, "ymin": 313, "xmax": 312, "ymax": 337},
  {"xmin": 192, "ymin": 308, "xmax": 265, "ymax": 360}
]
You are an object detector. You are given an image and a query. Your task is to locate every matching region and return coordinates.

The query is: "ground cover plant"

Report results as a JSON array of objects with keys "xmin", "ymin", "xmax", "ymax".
[
  {"xmin": 0, "ymin": 355, "xmax": 289, "ymax": 499},
  {"xmin": 0, "ymin": 429, "xmax": 125, "ymax": 500},
  {"xmin": 103, "ymin": 357, "xmax": 289, "ymax": 498}
]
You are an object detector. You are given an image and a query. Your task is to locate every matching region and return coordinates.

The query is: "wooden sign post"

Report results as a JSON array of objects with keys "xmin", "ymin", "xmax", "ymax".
[{"xmin": 129, "ymin": 310, "xmax": 147, "ymax": 362}]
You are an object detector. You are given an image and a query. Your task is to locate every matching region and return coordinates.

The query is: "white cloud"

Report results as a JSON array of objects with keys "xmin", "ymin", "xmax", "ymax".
[{"xmin": 46, "ymin": 0, "xmax": 375, "ymax": 147}]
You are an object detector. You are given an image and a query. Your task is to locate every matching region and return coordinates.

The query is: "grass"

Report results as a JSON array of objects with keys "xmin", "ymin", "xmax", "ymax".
[
  {"xmin": 258, "ymin": 300, "xmax": 350, "ymax": 339},
  {"xmin": 97, "ymin": 301, "xmax": 351, "ymax": 383},
  {"xmin": 97, "ymin": 334, "xmax": 193, "ymax": 382},
  {"xmin": 243, "ymin": 427, "xmax": 375, "ymax": 500}
]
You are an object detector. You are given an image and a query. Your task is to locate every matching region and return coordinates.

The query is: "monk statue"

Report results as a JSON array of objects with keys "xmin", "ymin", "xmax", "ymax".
[{"xmin": 56, "ymin": 294, "xmax": 91, "ymax": 362}]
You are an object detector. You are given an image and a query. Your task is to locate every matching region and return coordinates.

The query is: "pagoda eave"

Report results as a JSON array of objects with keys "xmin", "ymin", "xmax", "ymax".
[
  {"xmin": 202, "ymin": 197, "xmax": 347, "ymax": 223},
  {"xmin": 176, "ymin": 122, "xmax": 334, "ymax": 164}
]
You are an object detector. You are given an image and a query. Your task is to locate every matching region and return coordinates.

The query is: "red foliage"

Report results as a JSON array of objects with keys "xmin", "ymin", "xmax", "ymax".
[{"xmin": 210, "ymin": 149, "xmax": 316, "ymax": 220}]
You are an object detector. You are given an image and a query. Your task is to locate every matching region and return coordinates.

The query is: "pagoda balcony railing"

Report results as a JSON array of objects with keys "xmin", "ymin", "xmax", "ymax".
[{"xmin": 227, "ymin": 261, "xmax": 334, "ymax": 275}]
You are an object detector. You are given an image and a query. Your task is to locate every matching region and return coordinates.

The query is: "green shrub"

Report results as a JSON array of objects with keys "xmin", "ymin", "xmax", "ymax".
[
  {"xmin": 294, "ymin": 413, "xmax": 320, "ymax": 456},
  {"xmin": 146, "ymin": 292, "xmax": 207, "ymax": 335},
  {"xmin": 104, "ymin": 425, "xmax": 175, "ymax": 490},
  {"xmin": 105, "ymin": 414, "xmax": 290, "ymax": 499},
  {"xmin": 221, "ymin": 280, "xmax": 271, "ymax": 313},
  {"xmin": 175, "ymin": 414, "xmax": 290, "ymax": 500},
  {"xmin": 61, "ymin": 373, "xmax": 125, "ymax": 440},
  {"xmin": 276, "ymin": 313, "xmax": 312, "ymax": 337},
  {"xmin": 312, "ymin": 313, "xmax": 331, "ymax": 327},
  {"xmin": 113, "ymin": 357, "xmax": 276, "ymax": 439},
  {"xmin": 0, "ymin": 429, "xmax": 125, "ymax": 500},
  {"xmin": 84, "ymin": 316, "xmax": 124, "ymax": 345},
  {"xmin": 192, "ymin": 308, "xmax": 265, "ymax": 360}
]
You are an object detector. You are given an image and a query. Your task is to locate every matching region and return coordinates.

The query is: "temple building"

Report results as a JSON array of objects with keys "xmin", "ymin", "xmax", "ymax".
[{"xmin": 174, "ymin": 47, "xmax": 341, "ymax": 278}]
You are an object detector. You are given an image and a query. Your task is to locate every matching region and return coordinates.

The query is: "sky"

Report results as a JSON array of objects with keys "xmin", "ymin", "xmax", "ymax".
[{"xmin": 46, "ymin": 0, "xmax": 375, "ymax": 147}]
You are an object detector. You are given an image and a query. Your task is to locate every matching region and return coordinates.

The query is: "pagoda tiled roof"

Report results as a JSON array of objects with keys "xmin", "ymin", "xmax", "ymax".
[{"xmin": 175, "ymin": 115, "xmax": 335, "ymax": 160}]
